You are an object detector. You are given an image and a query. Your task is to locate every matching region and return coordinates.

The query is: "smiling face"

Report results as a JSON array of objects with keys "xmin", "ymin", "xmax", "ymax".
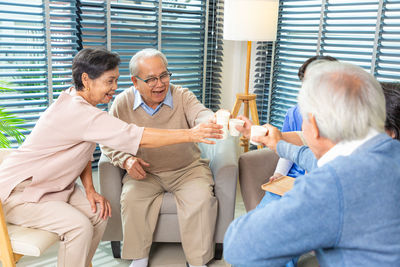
[
  {"xmin": 131, "ymin": 56, "xmax": 169, "ymax": 109},
  {"xmin": 81, "ymin": 67, "xmax": 119, "ymax": 106}
]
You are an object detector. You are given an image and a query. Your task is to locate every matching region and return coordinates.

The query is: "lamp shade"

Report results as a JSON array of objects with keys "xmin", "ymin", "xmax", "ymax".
[{"xmin": 223, "ymin": 0, "xmax": 279, "ymax": 41}]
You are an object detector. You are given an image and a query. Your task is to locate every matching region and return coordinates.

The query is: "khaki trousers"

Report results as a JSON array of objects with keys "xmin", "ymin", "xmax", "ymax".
[
  {"xmin": 120, "ymin": 160, "xmax": 218, "ymax": 266},
  {"xmin": 3, "ymin": 180, "xmax": 107, "ymax": 267}
]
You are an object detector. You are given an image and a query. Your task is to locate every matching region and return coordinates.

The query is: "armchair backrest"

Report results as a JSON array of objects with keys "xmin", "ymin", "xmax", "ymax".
[{"xmin": 198, "ymin": 136, "xmax": 239, "ymax": 176}]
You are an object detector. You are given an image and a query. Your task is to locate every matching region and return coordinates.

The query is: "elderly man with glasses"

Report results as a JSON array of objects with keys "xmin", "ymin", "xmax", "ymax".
[{"xmin": 101, "ymin": 48, "xmax": 218, "ymax": 267}]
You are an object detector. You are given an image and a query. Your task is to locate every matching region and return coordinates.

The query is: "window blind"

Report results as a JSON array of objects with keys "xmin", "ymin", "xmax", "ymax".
[
  {"xmin": 255, "ymin": 0, "xmax": 400, "ymax": 129},
  {"xmin": 79, "ymin": 0, "xmax": 219, "ymax": 103},
  {"xmin": 257, "ymin": 0, "xmax": 322, "ymax": 127},
  {"xmin": 0, "ymin": 1, "xmax": 48, "ymax": 142},
  {"xmin": 161, "ymin": 0, "xmax": 205, "ymax": 97},
  {"xmin": 109, "ymin": 0, "xmax": 158, "ymax": 90},
  {"xmin": 320, "ymin": 1, "xmax": 379, "ymax": 69},
  {"xmin": 0, "ymin": 0, "xmax": 78, "ymax": 144},
  {"xmin": 374, "ymin": 0, "xmax": 400, "ymax": 82},
  {"xmin": 0, "ymin": 0, "xmax": 222, "ymax": 167},
  {"xmin": 49, "ymin": 0, "xmax": 79, "ymax": 98},
  {"xmin": 254, "ymin": 41, "xmax": 274, "ymax": 125},
  {"xmin": 205, "ymin": 0, "xmax": 224, "ymax": 111}
]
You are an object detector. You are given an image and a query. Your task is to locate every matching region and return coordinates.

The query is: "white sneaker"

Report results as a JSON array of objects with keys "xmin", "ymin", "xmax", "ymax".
[
  {"xmin": 129, "ymin": 257, "xmax": 148, "ymax": 267},
  {"xmin": 186, "ymin": 263, "xmax": 207, "ymax": 267}
]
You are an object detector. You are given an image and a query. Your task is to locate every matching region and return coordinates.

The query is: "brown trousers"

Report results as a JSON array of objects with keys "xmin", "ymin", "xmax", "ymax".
[
  {"xmin": 3, "ymin": 180, "xmax": 107, "ymax": 267},
  {"xmin": 120, "ymin": 160, "xmax": 218, "ymax": 266}
]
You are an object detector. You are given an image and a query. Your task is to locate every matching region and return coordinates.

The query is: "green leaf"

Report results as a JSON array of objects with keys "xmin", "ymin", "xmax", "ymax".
[{"xmin": 0, "ymin": 98, "xmax": 26, "ymax": 148}]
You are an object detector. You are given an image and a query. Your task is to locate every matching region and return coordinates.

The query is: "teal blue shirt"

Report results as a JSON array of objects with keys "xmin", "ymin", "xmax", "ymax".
[{"xmin": 132, "ymin": 86, "xmax": 173, "ymax": 116}]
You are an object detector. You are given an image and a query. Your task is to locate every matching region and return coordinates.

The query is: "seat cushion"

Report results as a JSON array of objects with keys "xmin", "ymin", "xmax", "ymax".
[
  {"xmin": 160, "ymin": 193, "xmax": 177, "ymax": 214},
  {"xmin": 7, "ymin": 223, "xmax": 59, "ymax": 257}
]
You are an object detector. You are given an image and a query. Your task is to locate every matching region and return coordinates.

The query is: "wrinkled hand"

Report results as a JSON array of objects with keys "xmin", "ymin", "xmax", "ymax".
[
  {"xmin": 86, "ymin": 189, "xmax": 111, "ymax": 220},
  {"xmin": 190, "ymin": 122, "xmax": 223, "ymax": 144},
  {"xmin": 268, "ymin": 172, "xmax": 283, "ymax": 183},
  {"xmin": 252, "ymin": 124, "xmax": 283, "ymax": 152},
  {"xmin": 124, "ymin": 156, "xmax": 150, "ymax": 180},
  {"xmin": 235, "ymin": 115, "xmax": 253, "ymax": 138}
]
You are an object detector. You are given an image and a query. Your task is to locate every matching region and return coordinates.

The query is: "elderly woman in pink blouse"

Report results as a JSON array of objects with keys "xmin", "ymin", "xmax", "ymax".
[{"xmin": 0, "ymin": 48, "xmax": 222, "ymax": 267}]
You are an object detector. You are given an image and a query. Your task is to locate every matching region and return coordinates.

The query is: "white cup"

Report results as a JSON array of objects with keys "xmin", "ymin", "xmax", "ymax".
[
  {"xmin": 250, "ymin": 125, "xmax": 268, "ymax": 145},
  {"xmin": 229, "ymin": 119, "xmax": 245, "ymax": 136},
  {"xmin": 216, "ymin": 110, "xmax": 230, "ymax": 125},
  {"xmin": 220, "ymin": 125, "xmax": 229, "ymax": 139},
  {"xmin": 216, "ymin": 110, "xmax": 231, "ymax": 139}
]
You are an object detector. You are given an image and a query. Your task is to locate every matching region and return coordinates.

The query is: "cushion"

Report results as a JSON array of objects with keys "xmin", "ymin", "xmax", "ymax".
[
  {"xmin": 160, "ymin": 193, "xmax": 177, "ymax": 214},
  {"xmin": 7, "ymin": 224, "xmax": 59, "ymax": 257}
]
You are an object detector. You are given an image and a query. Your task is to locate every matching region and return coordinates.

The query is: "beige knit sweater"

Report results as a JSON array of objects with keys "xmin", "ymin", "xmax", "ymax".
[{"xmin": 101, "ymin": 84, "xmax": 214, "ymax": 173}]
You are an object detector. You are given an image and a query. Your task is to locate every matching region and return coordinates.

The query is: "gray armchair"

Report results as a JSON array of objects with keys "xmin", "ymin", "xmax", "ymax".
[
  {"xmin": 239, "ymin": 148, "xmax": 279, "ymax": 212},
  {"xmin": 98, "ymin": 136, "xmax": 239, "ymax": 260}
]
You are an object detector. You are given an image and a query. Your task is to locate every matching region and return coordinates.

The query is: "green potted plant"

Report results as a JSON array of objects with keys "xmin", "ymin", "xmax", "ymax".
[{"xmin": 0, "ymin": 83, "xmax": 25, "ymax": 148}]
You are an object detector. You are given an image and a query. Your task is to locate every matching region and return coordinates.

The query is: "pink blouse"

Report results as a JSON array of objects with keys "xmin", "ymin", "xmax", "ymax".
[{"xmin": 0, "ymin": 90, "xmax": 144, "ymax": 203}]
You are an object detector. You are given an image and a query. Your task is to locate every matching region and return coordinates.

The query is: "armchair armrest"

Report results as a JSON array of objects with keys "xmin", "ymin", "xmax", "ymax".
[
  {"xmin": 239, "ymin": 148, "xmax": 279, "ymax": 212},
  {"xmin": 199, "ymin": 136, "xmax": 239, "ymax": 242},
  {"xmin": 98, "ymin": 153, "xmax": 126, "ymax": 241}
]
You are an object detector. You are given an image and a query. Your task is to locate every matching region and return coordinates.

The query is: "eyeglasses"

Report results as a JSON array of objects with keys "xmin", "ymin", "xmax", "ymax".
[{"xmin": 135, "ymin": 71, "xmax": 172, "ymax": 87}]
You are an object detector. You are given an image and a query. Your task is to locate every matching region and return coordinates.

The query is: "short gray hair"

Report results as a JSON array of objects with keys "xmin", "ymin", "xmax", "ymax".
[
  {"xmin": 298, "ymin": 61, "xmax": 386, "ymax": 143},
  {"xmin": 129, "ymin": 48, "xmax": 168, "ymax": 76}
]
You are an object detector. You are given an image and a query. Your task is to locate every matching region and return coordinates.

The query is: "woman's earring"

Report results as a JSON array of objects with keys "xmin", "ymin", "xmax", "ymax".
[{"xmin": 86, "ymin": 87, "xmax": 90, "ymax": 92}]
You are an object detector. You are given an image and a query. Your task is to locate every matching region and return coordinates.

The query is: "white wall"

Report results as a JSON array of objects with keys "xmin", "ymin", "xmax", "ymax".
[{"xmin": 220, "ymin": 40, "xmax": 257, "ymax": 120}]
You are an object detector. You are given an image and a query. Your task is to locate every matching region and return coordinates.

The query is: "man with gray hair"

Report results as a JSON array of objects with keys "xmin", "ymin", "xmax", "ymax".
[
  {"xmin": 223, "ymin": 61, "xmax": 400, "ymax": 266},
  {"xmin": 102, "ymin": 48, "xmax": 218, "ymax": 267}
]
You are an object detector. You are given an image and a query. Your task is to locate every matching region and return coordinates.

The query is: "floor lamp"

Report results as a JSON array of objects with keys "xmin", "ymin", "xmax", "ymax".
[{"xmin": 223, "ymin": 0, "xmax": 279, "ymax": 151}]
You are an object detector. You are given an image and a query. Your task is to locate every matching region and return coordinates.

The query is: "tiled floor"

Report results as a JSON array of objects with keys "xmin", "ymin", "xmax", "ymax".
[
  {"xmin": 16, "ymin": 241, "xmax": 230, "ymax": 267},
  {"xmin": 16, "ymin": 171, "xmax": 246, "ymax": 267}
]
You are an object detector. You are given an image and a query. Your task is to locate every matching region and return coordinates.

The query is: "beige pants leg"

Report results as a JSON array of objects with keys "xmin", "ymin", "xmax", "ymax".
[
  {"xmin": 171, "ymin": 163, "xmax": 217, "ymax": 266},
  {"xmin": 120, "ymin": 160, "xmax": 217, "ymax": 265},
  {"xmin": 120, "ymin": 173, "xmax": 164, "ymax": 259},
  {"xmin": 4, "ymin": 183, "xmax": 107, "ymax": 267}
]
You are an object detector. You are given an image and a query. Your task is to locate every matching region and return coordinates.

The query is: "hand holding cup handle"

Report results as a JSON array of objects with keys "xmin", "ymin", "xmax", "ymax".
[
  {"xmin": 229, "ymin": 118, "xmax": 245, "ymax": 136},
  {"xmin": 251, "ymin": 124, "xmax": 282, "ymax": 152},
  {"xmin": 235, "ymin": 115, "xmax": 253, "ymax": 138}
]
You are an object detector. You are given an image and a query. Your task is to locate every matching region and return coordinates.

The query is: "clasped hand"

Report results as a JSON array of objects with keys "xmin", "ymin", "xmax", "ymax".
[{"xmin": 124, "ymin": 156, "xmax": 150, "ymax": 180}]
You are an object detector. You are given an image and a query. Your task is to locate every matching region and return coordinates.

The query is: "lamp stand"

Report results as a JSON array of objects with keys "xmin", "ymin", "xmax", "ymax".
[{"xmin": 231, "ymin": 41, "xmax": 260, "ymax": 152}]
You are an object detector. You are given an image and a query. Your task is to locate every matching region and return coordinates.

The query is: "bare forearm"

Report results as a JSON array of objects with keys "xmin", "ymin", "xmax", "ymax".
[
  {"xmin": 140, "ymin": 128, "xmax": 191, "ymax": 148},
  {"xmin": 80, "ymin": 161, "xmax": 95, "ymax": 193},
  {"xmin": 140, "ymin": 122, "xmax": 222, "ymax": 147}
]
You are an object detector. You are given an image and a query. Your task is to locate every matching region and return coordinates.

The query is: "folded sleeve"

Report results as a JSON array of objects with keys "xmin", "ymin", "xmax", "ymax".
[
  {"xmin": 274, "ymin": 157, "xmax": 293, "ymax": 176},
  {"xmin": 277, "ymin": 141, "xmax": 318, "ymax": 173},
  {"xmin": 181, "ymin": 87, "xmax": 214, "ymax": 127}
]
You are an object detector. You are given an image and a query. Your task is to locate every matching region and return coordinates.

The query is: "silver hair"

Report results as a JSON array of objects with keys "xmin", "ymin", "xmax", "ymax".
[
  {"xmin": 298, "ymin": 61, "xmax": 386, "ymax": 143},
  {"xmin": 129, "ymin": 48, "xmax": 168, "ymax": 76}
]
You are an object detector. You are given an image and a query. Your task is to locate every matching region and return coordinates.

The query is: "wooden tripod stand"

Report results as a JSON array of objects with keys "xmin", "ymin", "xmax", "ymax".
[{"xmin": 231, "ymin": 41, "xmax": 260, "ymax": 152}]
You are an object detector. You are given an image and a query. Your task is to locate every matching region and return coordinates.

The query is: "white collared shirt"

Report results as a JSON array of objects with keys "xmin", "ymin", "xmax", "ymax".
[
  {"xmin": 317, "ymin": 129, "xmax": 380, "ymax": 167},
  {"xmin": 132, "ymin": 85, "xmax": 173, "ymax": 116}
]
